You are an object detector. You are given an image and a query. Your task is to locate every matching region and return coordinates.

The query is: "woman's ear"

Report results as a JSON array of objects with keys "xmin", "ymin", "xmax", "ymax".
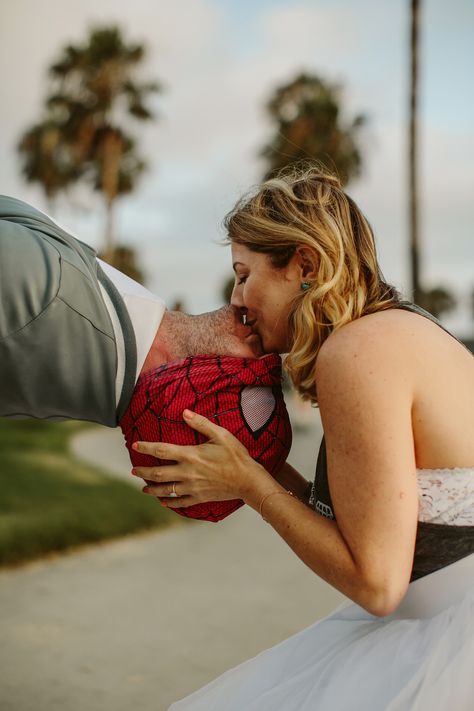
[{"xmin": 295, "ymin": 246, "xmax": 319, "ymax": 281}]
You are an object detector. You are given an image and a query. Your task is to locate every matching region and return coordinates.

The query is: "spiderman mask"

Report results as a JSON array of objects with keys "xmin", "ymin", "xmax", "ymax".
[{"xmin": 120, "ymin": 354, "xmax": 292, "ymax": 522}]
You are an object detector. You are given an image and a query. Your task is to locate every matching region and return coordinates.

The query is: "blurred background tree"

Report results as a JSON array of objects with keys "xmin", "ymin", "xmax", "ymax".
[
  {"xmin": 409, "ymin": 0, "xmax": 421, "ymax": 306},
  {"xmin": 220, "ymin": 70, "xmax": 367, "ymax": 306},
  {"xmin": 407, "ymin": 0, "xmax": 456, "ymax": 316},
  {"xmin": 104, "ymin": 244, "xmax": 144, "ymax": 283},
  {"xmin": 18, "ymin": 25, "xmax": 160, "ymax": 276},
  {"xmin": 416, "ymin": 286, "xmax": 457, "ymax": 319},
  {"xmin": 260, "ymin": 72, "xmax": 366, "ymax": 184},
  {"xmin": 17, "ymin": 119, "xmax": 77, "ymax": 213}
]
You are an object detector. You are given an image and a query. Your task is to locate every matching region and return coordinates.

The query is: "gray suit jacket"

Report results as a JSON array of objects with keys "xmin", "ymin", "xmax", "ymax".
[{"xmin": 0, "ymin": 195, "xmax": 136, "ymax": 426}]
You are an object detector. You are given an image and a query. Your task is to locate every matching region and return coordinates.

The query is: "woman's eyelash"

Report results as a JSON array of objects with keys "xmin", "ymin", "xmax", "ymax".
[{"xmin": 237, "ymin": 276, "xmax": 248, "ymax": 285}]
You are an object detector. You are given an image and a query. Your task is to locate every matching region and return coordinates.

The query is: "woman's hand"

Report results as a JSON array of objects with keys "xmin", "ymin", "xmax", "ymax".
[{"xmin": 131, "ymin": 409, "xmax": 277, "ymax": 508}]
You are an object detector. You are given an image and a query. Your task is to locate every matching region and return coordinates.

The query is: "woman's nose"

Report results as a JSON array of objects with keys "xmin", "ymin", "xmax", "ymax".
[
  {"xmin": 230, "ymin": 289, "xmax": 248, "ymax": 326},
  {"xmin": 230, "ymin": 284, "xmax": 244, "ymax": 309}
]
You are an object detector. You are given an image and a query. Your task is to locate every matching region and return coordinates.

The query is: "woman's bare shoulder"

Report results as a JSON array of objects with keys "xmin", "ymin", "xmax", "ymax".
[
  {"xmin": 315, "ymin": 307, "xmax": 472, "ymax": 398},
  {"xmin": 316, "ymin": 309, "xmax": 422, "ymax": 369}
]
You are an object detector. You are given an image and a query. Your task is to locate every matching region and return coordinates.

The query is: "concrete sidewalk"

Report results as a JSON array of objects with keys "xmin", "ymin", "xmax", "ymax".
[{"xmin": 0, "ymin": 407, "xmax": 345, "ymax": 711}]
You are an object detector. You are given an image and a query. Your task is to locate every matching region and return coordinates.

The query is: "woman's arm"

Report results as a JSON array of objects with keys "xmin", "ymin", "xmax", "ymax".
[
  {"xmin": 133, "ymin": 321, "xmax": 419, "ymax": 616},
  {"xmin": 272, "ymin": 461, "xmax": 313, "ymax": 503}
]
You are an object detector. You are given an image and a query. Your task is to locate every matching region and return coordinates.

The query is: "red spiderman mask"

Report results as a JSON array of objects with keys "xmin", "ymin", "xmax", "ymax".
[{"xmin": 120, "ymin": 354, "xmax": 292, "ymax": 522}]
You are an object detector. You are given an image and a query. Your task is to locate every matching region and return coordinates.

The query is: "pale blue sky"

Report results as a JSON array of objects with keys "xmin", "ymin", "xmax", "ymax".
[{"xmin": 0, "ymin": 0, "xmax": 473, "ymax": 332}]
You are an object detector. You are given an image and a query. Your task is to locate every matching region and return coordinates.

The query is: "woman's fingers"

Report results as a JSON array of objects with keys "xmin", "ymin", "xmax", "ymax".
[
  {"xmin": 138, "ymin": 480, "xmax": 196, "ymax": 508},
  {"xmin": 132, "ymin": 408, "xmax": 224, "ymax": 459},
  {"xmin": 142, "ymin": 481, "xmax": 184, "ymax": 498},
  {"xmin": 132, "ymin": 410, "xmax": 255, "ymax": 504},
  {"xmin": 132, "ymin": 465, "xmax": 178, "ymax": 482},
  {"xmin": 132, "ymin": 410, "xmax": 229, "ymax": 467},
  {"xmin": 158, "ymin": 496, "xmax": 195, "ymax": 509},
  {"xmin": 182, "ymin": 409, "xmax": 227, "ymax": 439},
  {"xmin": 132, "ymin": 440, "xmax": 186, "ymax": 460}
]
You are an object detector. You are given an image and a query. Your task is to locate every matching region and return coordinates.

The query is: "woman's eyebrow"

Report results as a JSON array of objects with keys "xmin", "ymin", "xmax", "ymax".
[{"xmin": 232, "ymin": 261, "xmax": 246, "ymax": 272}]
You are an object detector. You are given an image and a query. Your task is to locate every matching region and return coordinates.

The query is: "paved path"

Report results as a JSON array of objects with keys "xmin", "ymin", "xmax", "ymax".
[{"xmin": 0, "ymin": 404, "xmax": 345, "ymax": 711}]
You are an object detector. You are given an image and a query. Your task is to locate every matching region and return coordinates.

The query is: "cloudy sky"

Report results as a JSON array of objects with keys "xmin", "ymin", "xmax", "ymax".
[{"xmin": 1, "ymin": 0, "xmax": 473, "ymax": 333}]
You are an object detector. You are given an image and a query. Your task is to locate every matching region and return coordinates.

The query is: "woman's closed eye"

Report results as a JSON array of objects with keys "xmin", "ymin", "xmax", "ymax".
[{"xmin": 237, "ymin": 275, "xmax": 248, "ymax": 285}]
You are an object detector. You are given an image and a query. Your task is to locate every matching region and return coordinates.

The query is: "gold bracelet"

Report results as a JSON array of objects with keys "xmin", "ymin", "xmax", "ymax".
[{"xmin": 259, "ymin": 490, "xmax": 294, "ymax": 521}]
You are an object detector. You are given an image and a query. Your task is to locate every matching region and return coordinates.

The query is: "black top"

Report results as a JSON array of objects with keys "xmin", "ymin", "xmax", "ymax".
[{"xmin": 309, "ymin": 300, "xmax": 474, "ymax": 581}]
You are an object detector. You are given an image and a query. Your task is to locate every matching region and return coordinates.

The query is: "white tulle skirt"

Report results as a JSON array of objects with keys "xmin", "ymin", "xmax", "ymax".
[{"xmin": 168, "ymin": 554, "xmax": 474, "ymax": 710}]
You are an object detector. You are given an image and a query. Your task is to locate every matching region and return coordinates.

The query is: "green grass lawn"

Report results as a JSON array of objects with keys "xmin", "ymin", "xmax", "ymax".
[{"xmin": 0, "ymin": 418, "xmax": 180, "ymax": 566}]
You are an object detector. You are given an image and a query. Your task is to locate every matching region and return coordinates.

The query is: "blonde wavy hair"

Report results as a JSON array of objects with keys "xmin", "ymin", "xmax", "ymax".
[{"xmin": 224, "ymin": 165, "xmax": 401, "ymax": 403}]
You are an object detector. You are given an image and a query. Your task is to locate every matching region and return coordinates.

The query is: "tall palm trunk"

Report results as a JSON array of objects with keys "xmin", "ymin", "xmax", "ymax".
[
  {"xmin": 101, "ymin": 130, "xmax": 123, "ymax": 262},
  {"xmin": 409, "ymin": 0, "xmax": 422, "ymax": 304},
  {"xmin": 104, "ymin": 197, "xmax": 115, "ymax": 262}
]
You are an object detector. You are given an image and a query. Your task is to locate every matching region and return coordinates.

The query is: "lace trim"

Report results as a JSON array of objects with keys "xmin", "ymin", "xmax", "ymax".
[
  {"xmin": 416, "ymin": 467, "xmax": 474, "ymax": 526},
  {"xmin": 309, "ymin": 467, "xmax": 474, "ymax": 527}
]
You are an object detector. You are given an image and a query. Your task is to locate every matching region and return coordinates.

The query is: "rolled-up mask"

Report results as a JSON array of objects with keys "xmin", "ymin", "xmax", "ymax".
[{"xmin": 120, "ymin": 354, "xmax": 292, "ymax": 521}]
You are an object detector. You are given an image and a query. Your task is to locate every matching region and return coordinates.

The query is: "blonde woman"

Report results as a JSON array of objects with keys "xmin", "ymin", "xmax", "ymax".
[{"xmin": 134, "ymin": 168, "xmax": 474, "ymax": 709}]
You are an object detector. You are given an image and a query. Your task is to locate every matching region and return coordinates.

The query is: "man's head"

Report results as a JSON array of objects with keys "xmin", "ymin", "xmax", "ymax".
[
  {"xmin": 145, "ymin": 305, "xmax": 263, "ymax": 375},
  {"xmin": 190, "ymin": 304, "xmax": 263, "ymax": 359}
]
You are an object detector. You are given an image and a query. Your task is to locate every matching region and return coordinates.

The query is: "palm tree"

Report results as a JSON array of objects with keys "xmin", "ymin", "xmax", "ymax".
[
  {"xmin": 48, "ymin": 26, "xmax": 160, "ymax": 259},
  {"xmin": 98, "ymin": 244, "xmax": 144, "ymax": 283},
  {"xmin": 260, "ymin": 73, "xmax": 366, "ymax": 185},
  {"xmin": 407, "ymin": 2, "xmax": 458, "ymax": 319},
  {"xmin": 409, "ymin": 0, "xmax": 422, "ymax": 305},
  {"xmin": 17, "ymin": 119, "xmax": 77, "ymax": 213},
  {"xmin": 18, "ymin": 26, "xmax": 160, "ymax": 261},
  {"xmin": 418, "ymin": 286, "xmax": 456, "ymax": 319}
]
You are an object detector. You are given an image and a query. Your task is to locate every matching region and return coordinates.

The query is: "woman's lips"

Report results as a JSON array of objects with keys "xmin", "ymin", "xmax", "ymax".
[
  {"xmin": 246, "ymin": 333, "xmax": 263, "ymax": 357},
  {"xmin": 243, "ymin": 321, "xmax": 262, "ymax": 354}
]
